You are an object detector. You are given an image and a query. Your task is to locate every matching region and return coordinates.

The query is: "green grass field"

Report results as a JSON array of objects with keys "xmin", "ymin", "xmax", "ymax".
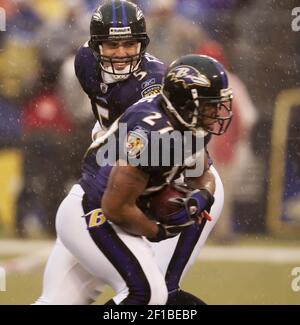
[{"xmin": 1, "ymin": 260, "xmax": 299, "ymax": 305}]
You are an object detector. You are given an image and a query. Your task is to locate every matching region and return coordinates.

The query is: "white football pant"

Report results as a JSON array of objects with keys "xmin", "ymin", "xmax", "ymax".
[{"xmin": 34, "ymin": 165, "xmax": 223, "ymax": 304}]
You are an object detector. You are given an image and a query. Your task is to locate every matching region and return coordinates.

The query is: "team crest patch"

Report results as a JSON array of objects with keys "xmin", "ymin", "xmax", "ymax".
[
  {"xmin": 141, "ymin": 84, "xmax": 161, "ymax": 97},
  {"xmin": 126, "ymin": 129, "xmax": 148, "ymax": 158}
]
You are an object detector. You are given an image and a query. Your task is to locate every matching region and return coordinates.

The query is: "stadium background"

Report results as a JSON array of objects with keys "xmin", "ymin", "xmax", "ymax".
[{"xmin": 0, "ymin": 0, "xmax": 299, "ymax": 304}]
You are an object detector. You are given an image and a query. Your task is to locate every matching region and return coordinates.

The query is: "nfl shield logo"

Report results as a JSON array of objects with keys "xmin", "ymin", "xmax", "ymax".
[{"xmin": 100, "ymin": 83, "xmax": 108, "ymax": 94}]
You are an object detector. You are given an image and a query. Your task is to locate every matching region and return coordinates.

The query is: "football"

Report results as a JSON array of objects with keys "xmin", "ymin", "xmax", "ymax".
[{"xmin": 148, "ymin": 185, "xmax": 186, "ymax": 223}]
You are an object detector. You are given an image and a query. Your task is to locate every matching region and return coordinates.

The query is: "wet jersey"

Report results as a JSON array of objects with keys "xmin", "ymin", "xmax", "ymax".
[
  {"xmin": 74, "ymin": 43, "xmax": 166, "ymax": 128},
  {"xmin": 79, "ymin": 94, "xmax": 211, "ymax": 211}
]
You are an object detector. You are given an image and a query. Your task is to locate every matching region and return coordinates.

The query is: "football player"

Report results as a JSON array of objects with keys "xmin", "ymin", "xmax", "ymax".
[
  {"xmin": 74, "ymin": 0, "xmax": 165, "ymax": 140},
  {"xmin": 36, "ymin": 54, "xmax": 232, "ymax": 305},
  {"xmin": 35, "ymin": 0, "xmax": 166, "ymax": 305}
]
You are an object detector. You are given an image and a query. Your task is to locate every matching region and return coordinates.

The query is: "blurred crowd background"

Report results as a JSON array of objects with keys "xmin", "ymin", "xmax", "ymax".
[{"xmin": 0, "ymin": 0, "xmax": 299, "ymax": 241}]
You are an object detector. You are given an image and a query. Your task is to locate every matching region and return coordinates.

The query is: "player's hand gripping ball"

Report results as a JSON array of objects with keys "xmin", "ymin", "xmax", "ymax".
[{"xmin": 148, "ymin": 184, "xmax": 213, "ymax": 225}]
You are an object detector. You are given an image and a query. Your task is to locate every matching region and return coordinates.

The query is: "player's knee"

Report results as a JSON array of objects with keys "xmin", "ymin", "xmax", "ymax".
[{"xmin": 123, "ymin": 279, "xmax": 167, "ymax": 305}]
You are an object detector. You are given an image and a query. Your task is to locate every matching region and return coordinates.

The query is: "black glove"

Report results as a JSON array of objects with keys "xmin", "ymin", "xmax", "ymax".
[
  {"xmin": 147, "ymin": 220, "xmax": 194, "ymax": 242},
  {"xmin": 170, "ymin": 187, "xmax": 214, "ymax": 215},
  {"xmin": 189, "ymin": 188, "xmax": 215, "ymax": 214}
]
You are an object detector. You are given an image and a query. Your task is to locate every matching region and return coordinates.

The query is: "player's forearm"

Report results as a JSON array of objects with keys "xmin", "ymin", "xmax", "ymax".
[
  {"xmin": 186, "ymin": 167, "xmax": 216, "ymax": 195},
  {"xmin": 102, "ymin": 163, "xmax": 158, "ymax": 237}
]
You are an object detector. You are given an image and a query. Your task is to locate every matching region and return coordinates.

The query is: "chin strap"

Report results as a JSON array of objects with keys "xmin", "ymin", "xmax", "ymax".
[
  {"xmin": 101, "ymin": 67, "xmax": 131, "ymax": 83},
  {"xmin": 161, "ymin": 90, "xmax": 208, "ymax": 137}
]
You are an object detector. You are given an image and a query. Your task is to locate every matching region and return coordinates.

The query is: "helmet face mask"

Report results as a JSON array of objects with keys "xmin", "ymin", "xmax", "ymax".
[
  {"xmin": 161, "ymin": 55, "xmax": 233, "ymax": 136},
  {"xmin": 89, "ymin": 1, "xmax": 150, "ymax": 80},
  {"xmin": 186, "ymin": 97, "xmax": 233, "ymax": 136}
]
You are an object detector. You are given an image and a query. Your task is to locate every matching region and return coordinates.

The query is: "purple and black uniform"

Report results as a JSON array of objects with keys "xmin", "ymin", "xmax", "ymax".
[
  {"xmin": 79, "ymin": 94, "xmax": 210, "ymax": 210},
  {"xmin": 75, "ymin": 44, "xmax": 166, "ymax": 128},
  {"xmin": 78, "ymin": 94, "xmax": 212, "ymax": 300},
  {"xmin": 80, "ymin": 95, "xmax": 173, "ymax": 210}
]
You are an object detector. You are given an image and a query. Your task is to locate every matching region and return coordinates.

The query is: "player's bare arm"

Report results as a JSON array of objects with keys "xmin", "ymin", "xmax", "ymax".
[
  {"xmin": 101, "ymin": 162, "xmax": 159, "ymax": 238},
  {"xmin": 186, "ymin": 151, "xmax": 216, "ymax": 195},
  {"xmin": 184, "ymin": 151, "xmax": 216, "ymax": 222},
  {"xmin": 186, "ymin": 168, "xmax": 216, "ymax": 197}
]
